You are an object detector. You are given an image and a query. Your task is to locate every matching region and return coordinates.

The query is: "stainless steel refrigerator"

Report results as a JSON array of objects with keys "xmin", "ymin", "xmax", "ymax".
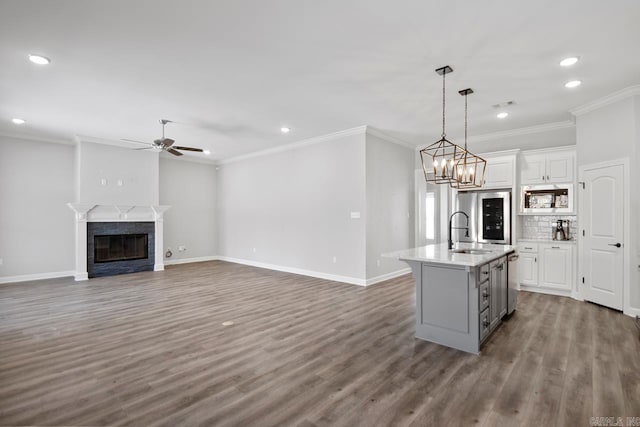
[{"xmin": 453, "ymin": 190, "xmax": 511, "ymax": 245}]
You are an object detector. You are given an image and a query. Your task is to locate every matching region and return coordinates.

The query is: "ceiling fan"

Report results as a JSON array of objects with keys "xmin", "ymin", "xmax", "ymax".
[{"xmin": 122, "ymin": 119, "xmax": 204, "ymax": 156}]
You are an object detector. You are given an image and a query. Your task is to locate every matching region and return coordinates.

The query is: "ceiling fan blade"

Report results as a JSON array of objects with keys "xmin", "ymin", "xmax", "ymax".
[
  {"xmin": 167, "ymin": 148, "xmax": 183, "ymax": 156},
  {"xmin": 173, "ymin": 146, "xmax": 204, "ymax": 152},
  {"xmin": 133, "ymin": 147, "xmax": 154, "ymax": 151},
  {"xmin": 122, "ymin": 138, "xmax": 152, "ymax": 146},
  {"xmin": 161, "ymin": 138, "xmax": 175, "ymax": 148}
]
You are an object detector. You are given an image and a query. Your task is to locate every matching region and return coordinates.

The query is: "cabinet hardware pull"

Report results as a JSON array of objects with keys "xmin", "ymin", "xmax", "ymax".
[
  {"xmin": 534, "ymin": 257, "xmax": 537, "ymax": 262},
  {"xmin": 524, "ymin": 247, "xmax": 532, "ymax": 250},
  {"xmin": 551, "ymin": 246, "xmax": 560, "ymax": 249},
  {"xmin": 547, "ymin": 175, "xmax": 549, "ymax": 180},
  {"xmin": 542, "ymin": 175, "xmax": 545, "ymax": 180},
  {"xmin": 608, "ymin": 243, "xmax": 622, "ymax": 248}
]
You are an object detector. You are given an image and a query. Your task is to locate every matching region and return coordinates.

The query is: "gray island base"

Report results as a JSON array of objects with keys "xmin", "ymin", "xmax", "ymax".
[{"xmin": 385, "ymin": 243, "xmax": 516, "ymax": 354}]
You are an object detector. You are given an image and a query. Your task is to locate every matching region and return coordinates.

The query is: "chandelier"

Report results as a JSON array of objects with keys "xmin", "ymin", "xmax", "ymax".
[
  {"xmin": 450, "ymin": 88, "xmax": 486, "ymax": 189},
  {"xmin": 419, "ymin": 65, "xmax": 485, "ymax": 189}
]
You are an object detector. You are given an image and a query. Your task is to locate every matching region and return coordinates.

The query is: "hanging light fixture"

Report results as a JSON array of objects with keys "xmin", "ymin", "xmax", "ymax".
[
  {"xmin": 450, "ymin": 88, "xmax": 486, "ymax": 189},
  {"xmin": 419, "ymin": 66, "xmax": 466, "ymax": 184}
]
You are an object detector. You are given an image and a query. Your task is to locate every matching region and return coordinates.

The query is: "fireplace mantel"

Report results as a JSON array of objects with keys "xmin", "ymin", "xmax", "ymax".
[{"xmin": 67, "ymin": 204, "xmax": 170, "ymax": 280}]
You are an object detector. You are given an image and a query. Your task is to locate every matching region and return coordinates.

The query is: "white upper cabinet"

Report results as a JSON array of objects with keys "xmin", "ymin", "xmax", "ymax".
[
  {"xmin": 482, "ymin": 155, "xmax": 515, "ymax": 189},
  {"xmin": 520, "ymin": 149, "xmax": 575, "ymax": 184}
]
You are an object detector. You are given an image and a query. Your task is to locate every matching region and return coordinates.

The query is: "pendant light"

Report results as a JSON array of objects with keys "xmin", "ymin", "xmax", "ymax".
[
  {"xmin": 450, "ymin": 88, "xmax": 486, "ymax": 189},
  {"xmin": 419, "ymin": 66, "xmax": 466, "ymax": 184}
]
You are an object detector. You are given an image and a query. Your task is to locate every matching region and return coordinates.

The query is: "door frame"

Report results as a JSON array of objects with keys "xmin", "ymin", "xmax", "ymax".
[{"xmin": 577, "ymin": 157, "xmax": 632, "ymax": 315}]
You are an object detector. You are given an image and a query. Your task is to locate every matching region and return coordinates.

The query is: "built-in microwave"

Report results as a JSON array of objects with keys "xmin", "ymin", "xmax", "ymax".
[{"xmin": 520, "ymin": 184, "xmax": 574, "ymax": 214}]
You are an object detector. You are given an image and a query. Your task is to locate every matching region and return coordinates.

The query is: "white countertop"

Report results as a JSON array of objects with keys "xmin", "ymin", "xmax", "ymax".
[
  {"xmin": 518, "ymin": 239, "xmax": 576, "ymax": 244},
  {"xmin": 384, "ymin": 242, "xmax": 516, "ymax": 267}
]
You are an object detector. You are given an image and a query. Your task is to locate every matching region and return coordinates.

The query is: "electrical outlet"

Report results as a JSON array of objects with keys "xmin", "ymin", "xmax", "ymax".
[
  {"xmin": 252, "ymin": 247, "xmax": 257, "ymax": 253},
  {"xmin": 332, "ymin": 256, "xmax": 337, "ymax": 263},
  {"xmin": 376, "ymin": 260, "xmax": 381, "ymax": 267}
]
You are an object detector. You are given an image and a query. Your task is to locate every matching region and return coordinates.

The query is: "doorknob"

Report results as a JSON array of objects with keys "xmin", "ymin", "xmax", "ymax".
[{"xmin": 608, "ymin": 243, "xmax": 622, "ymax": 248}]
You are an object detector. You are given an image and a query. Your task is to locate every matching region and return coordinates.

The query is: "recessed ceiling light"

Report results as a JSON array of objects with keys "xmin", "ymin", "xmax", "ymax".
[
  {"xmin": 12, "ymin": 118, "xmax": 26, "ymax": 125},
  {"xmin": 203, "ymin": 149, "xmax": 211, "ymax": 155},
  {"xmin": 280, "ymin": 127, "xmax": 291, "ymax": 134},
  {"xmin": 565, "ymin": 80, "xmax": 582, "ymax": 88},
  {"xmin": 496, "ymin": 112, "xmax": 509, "ymax": 119},
  {"xmin": 560, "ymin": 57, "xmax": 579, "ymax": 67},
  {"xmin": 28, "ymin": 54, "xmax": 51, "ymax": 65}
]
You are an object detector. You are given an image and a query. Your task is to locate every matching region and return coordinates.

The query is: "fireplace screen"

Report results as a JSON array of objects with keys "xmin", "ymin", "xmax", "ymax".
[{"xmin": 94, "ymin": 234, "xmax": 148, "ymax": 263}]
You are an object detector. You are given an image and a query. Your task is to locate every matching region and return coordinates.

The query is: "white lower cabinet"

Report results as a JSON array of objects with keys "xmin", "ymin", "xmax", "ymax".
[
  {"xmin": 539, "ymin": 244, "xmax": 573, "ymax": 290},
  {"xmin": 517, "ymin": 242, "xmax": 574, "ymax": 293}
]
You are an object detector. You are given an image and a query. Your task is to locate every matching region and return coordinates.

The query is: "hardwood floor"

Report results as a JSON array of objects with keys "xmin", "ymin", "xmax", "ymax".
[{"xmin": 1, "ymin": 261, "xmax": 638, "ymax": 426}]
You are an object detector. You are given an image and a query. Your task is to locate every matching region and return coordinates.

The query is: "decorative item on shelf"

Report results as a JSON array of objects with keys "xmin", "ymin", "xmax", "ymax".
[
  {"xmin": 419, "ymin": 65, "xmax": 466, "ymax": 185},
  {"xmin": 450, "ymin": 88, "xmax": 486, "ymax": 189}
]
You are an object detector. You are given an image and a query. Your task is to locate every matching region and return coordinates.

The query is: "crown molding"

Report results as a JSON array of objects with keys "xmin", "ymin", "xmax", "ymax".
[
  {"xmin": 415, "ymin": 120, "xmax": 575, "ymax": 151},
  {"xmin": 365, "ymin": 126, "xmax": 416, "ymax": 149},
  {"xmin": 219, "ymin": 125, "xmax": 367, "ymax": 165},
  {"xmin": 0, "ymin": 131, "xmax": 75, "ymax": 146},
  {"xmin": 569, "ymin": 85, "xmax": 640, "ymax": 116}
]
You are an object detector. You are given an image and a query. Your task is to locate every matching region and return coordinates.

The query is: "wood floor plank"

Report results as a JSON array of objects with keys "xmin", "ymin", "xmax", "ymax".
[{"xmin": 1, "ymin": 260, "xmax": 638, "ymax": 426}]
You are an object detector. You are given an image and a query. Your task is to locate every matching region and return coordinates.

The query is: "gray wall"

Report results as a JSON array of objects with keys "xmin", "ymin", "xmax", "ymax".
[
  {"xmin": 76, "ymin": 141, "xmax": 159, "ymax": 205},
  {"xmin": 575, "ymin": 95, "xmax": 639, "ymax": 310},
  {"xmin": 0, "ymin": 136, "xmax": 75, "ymax": 279},
  {"xmin": 159, "ymin": 157, "xmax": 217, "ymax": 263},
  {"xmin": 217, "ymin": 132, "xmax": 368, "ymax": 281},
  {"xmin": 365, "ymin": 133, "xmax": 414, "ymax": 278}
]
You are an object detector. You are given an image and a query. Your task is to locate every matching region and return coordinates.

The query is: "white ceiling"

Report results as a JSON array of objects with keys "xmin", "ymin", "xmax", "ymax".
[{"xmin": 1, "ymin": 0, "xmax": 639, "ymax": 160}]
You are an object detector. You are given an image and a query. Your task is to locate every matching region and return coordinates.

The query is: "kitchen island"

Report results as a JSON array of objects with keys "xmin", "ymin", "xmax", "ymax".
[{"xmin": 386, "ymin": 242, "xmax": 516, "ymax": 354}]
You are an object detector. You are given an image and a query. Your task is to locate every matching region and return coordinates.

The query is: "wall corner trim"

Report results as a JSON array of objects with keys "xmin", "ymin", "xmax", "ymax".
[{"xmin": 569, "ymin": 85, "xmax": 640, "ymax": 116}]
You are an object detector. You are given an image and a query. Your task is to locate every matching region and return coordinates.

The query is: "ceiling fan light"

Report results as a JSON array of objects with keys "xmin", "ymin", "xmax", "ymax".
[
  {"xmin": 497, "ymin": 112, "xmax": 509, "ymax": 119},
  {"xmin": 12, "ymin": 118, "xmax": 26, "ymax": 125},
  {"xmin": 565, "ymin": 80, "xmax": 582, "ymax": 88},
  {"xmin": 280, "ymin": 127, "xmax": 291, "ymax": 134},
  {"xmin": 203, "ymin": 149, "xmax": 211, "ymax": 155}
]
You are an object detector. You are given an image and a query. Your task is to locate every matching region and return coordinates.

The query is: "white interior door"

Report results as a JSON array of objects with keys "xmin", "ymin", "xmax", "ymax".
[{"xmin": 580, "ymin": 163, "xmax": 624, "ymax": 310}]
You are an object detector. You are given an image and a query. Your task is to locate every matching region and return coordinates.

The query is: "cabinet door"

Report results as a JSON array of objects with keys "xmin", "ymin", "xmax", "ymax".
[
  {"xmin": 539, "ymin": 244, "xmax": 573, "ymax": 290},
  {"xmin": 545, "ymin": 152, "xmax": 575, "ymax": 183},
  {"xmin": 521, "ymin": 154, "xmax": 546, "ymax": 185},
  {"xmin": 483, "ymin": 157, "xmax": 513, "ymax": 188},
  {"xmin": 518, "ymin": 252, "xmax": 538, "ymax": 286}
]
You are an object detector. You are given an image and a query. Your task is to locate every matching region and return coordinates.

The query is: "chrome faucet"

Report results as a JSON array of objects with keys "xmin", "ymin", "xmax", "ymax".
[{"xmin": 448, "ymin": 211, "xmax": 470, "ymax": 250}]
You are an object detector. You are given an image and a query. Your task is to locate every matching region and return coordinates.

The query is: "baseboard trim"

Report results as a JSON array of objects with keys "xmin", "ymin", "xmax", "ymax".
[
  {"xmin": 0, "ymin": 270, "xmax": 75, "ymax": 284},
  {"xmin": 216, "ymin": 256, "xmax": 369, "ymax": 286},
  {"xmin": 624, "ymin": 306, "xmax": 640, "ymax": 318},
  {"xmin": 164, "ymin": 255, "xmax": 220, "ymax": 266},
  {"xmin": 365, "ymin": 268, "xmax": 412, "ymax": 286},
  {"xmin": 520, "ymin": 285, "xmax": 572, "ymax": 298}
]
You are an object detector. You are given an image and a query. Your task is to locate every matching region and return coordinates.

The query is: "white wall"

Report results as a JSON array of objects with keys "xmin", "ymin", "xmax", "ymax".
[
  {"xmin": 76, "ymin": 141, "xmax": 159, "ymax": 205},
  {"xmin": 0, "ymin": 136, "xmax": 75, "ymax": 280},
  {"xmin": 217, "ymin": 131, "xmax": 368, "ymax": 282},
  {"xmin": 575, "ymin": 95, "xmax": 639, "ymax": 311},
  {"xmin": 159, "ymin": 157, "xmax": 217, "ymax": 263},
  {"xmin": 365, "ymin": 132, "xmax": 414, "ymax": 279}
]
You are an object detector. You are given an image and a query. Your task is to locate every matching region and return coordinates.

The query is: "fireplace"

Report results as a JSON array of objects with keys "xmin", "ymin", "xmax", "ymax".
[
  {"xmin": 68, "ymin": 204, "xmax": 169, "ymax": 281},
  {"xmin": 87, "ymin": 222, "xmax": 155, "ymax": 278}
]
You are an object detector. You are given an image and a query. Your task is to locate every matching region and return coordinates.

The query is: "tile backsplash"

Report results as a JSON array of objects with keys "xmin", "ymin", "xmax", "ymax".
[{"xmin": 519, "ymin": 215, "xmax": 578, "ymax": 241}]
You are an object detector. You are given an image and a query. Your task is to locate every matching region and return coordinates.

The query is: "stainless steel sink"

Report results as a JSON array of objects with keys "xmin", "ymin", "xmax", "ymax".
[{"xmin": 450, "ymin": 248, "xmax": 493, "ymax": 255}]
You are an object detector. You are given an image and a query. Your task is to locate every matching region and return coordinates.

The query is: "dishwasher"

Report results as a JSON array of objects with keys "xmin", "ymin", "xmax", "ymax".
[{"xmin": 507, "ymin": 252, "xmax": 519, "ymax": 314}]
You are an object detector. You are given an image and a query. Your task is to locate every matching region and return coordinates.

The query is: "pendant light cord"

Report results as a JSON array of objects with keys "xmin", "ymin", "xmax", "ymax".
[
  {"xmin": 441, "ymin": 71, "xmax": 446, "ymax": 138},
  {"xmin": 464, "ymin": 92, "xmax": 468, "ymax": 151}
]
